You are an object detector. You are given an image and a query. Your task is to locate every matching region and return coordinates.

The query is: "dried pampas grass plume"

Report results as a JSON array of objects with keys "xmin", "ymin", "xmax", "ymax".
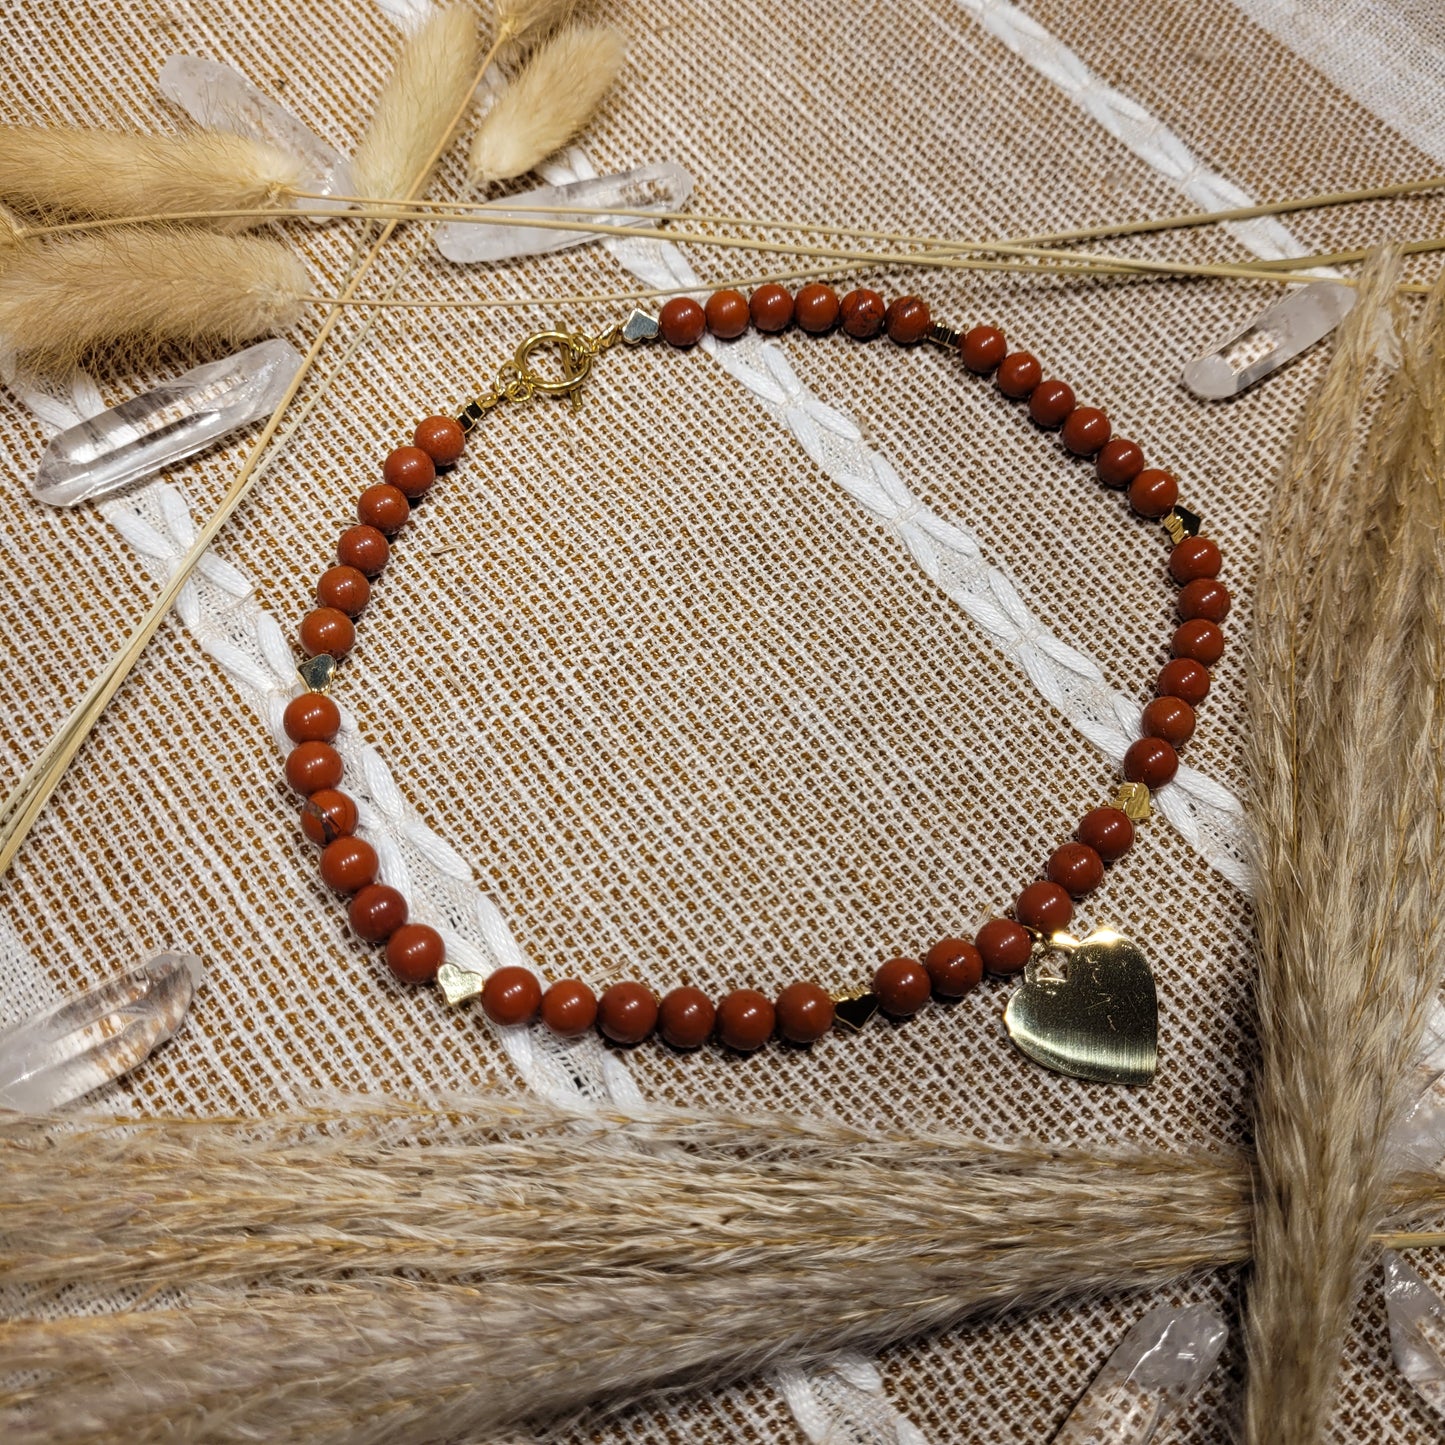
[
  {"xmin": 2, "ymin": 1095, "xmax": 1443, "ymax": 1444},
  {"xmin": 0, "ymin": 125, "xmax": 301, "ymax": 228},
  {"xmin": 0, "ymin": 229, "xmax": 308, "ymax": 370},
  {"xmin": 468, "ymin": 23, "xmax": 626, "ymax": 185},
  {"xmin": 496, "ymin": 0, "xmax": 585, "ymax": 49},
  {"xmin": 353, "ymin": 5, "xmax": 483, "ymax": 202},
  {"xmin": 1242, "ymin": 252, "xmax": 1445, "ymax": 1441}
]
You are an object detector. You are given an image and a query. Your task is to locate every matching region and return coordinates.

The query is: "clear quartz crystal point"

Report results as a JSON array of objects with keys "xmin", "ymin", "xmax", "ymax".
[
  {"xmin": 32, "ymin": 340, "xmax": 302, "ymax": 507},
  {"xmin": 0, "ymin": 953, "xmax": 203, "ymax": 1113},
  {"xmin": 157, "ymin": 55, "xmax": 355, "ymax": 217},
  {"xmin": 1051, "ymin": 1305, "xmax": 1227, "ymax": 1444},
  {"xmin": 1384, "ymin": 1252, "xmax": 1445, "ymax": 1416},
  {"xmin": 435, "ymin": 162, "xmax": 693, "ymax": 263}
]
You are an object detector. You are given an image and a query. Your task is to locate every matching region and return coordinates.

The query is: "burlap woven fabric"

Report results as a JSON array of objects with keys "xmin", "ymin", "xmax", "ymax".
[{"xmin": 3, "ymin": 1, "xmax": 1444, "ymax": 1439}]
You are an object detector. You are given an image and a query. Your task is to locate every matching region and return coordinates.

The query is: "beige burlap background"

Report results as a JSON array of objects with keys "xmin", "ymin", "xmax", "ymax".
[{"xmin": 4, "ymin": 0, "xmax": 1445, "ymax": 1439}]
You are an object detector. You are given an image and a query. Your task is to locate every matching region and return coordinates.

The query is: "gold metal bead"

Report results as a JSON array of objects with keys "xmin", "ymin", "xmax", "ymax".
[
  {"xmin": 925, "ymin": 322, "xmax": 961, "ymax": 349},
  {"xmin": 1162, "ymin": 506, "xmax": 1202, "ymax": 544},
  {"xmin": 296, "ymin": 654, "xmax": 337, "ymax": 694},
  {"xmin": 830, "ymin": 988, "xmax": 880, "ymax": 1032},
  {"xmin": 1112, "ymin": 781, "xmax": 1152, "ymax": 822},
  {"xmin": 436, "ymin": 962, "xmax": 486, "ymax": 1006}
]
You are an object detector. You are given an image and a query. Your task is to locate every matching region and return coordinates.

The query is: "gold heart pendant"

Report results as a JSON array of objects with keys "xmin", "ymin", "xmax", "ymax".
[{"xmin": 1003, "ymin": 926, "xmax": 1158, "ymax": 1085}]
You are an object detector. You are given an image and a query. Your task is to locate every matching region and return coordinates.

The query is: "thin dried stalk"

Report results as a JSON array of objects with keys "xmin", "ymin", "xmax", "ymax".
[
  {"xmin": 0, "ymin": 229, "xmax": 308, "ymax": 370},
  {"xmin": 0, "ymin": 1097, "xmax": 1440, "ymax": 1444},
  {"xmin": 354, "ymin": 5, "xmax": 483, "ymax": 202},
  {"xmin": 469, "ymin": 23, "xmax": 626, "ymax": 185},
  {"xmin": 0, "ymin": 126, "xmax": 299, "ymax": 229},
  {"xmin": 1243, "ymin": 254, "xmax": 1445, "ymax": 1441}
]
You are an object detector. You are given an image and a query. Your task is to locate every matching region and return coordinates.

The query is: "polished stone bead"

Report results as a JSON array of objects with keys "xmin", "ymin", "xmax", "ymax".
[
  {"xmin": 301, "ymin": 788, "xmax": 357, "ymax": 845},
  {"xmin": 383, "ymin": 445, "xmax": 436, "ymax": 498},
  {"xmin": 976, "ymin": 918, "xmax": 1033, "ymax": 975},
  {"xmin": 1169, "ymin": 536, "xmax": 1223, "ymax": 583},
  {"xmin": 840, "ymin": 287, "xmax": 886, "ymax": 338},
  {"xmin": 705, "ymin": 289, "xmax": 750, "ymax": 339},
  {"xmin": 1173, "ymin": 619, "xmax": 1225, "ymax": 665},
  {"xmin": 541, "ymin": 979, "xmax": 599, "ymax": 1037},
  {"xmin": 413, "ymin": 415, "xmax": 466, "ymax": 467},
  {"xmin": 316, "ymin": 564, "xmax": 370, "ymax": 617},
  {"xmin": 716, "ymin": 988, "xmax": 776, "ymax": 1050},
  {"xmin": 922, "ymin": 937, "xmax": 983, "ymax": 997},
  {"xmin": 337, "ymin": 524, "xmax": 390, "ymax": 576},
  {"xmin": 285, "ymin": 740, "xmax": 343, "ymax": 794},
  {"xmin": 1062, "ymin": 406, "xmax": 1111, "ymax": 456},
  {"xmin": 1129, "ymin": 468, "xmax": 1180, "ymax": 518},
  {"xmin": 1124, "ymin": 737, "xmax": 1180, "ymax": 789},
  {"xmin": 960, "ymin": 324, "xmax": 1007, "ymax": 373},
  {"xmin": 884, "ymin": 295, "xmax": 931, "ymax": 345},
  {"xmin": 320, "ymin": 835, "xmax": 378, "ymax": 893},
  {"xmin": 481, "ymin": 965, "xmax": 543, "ymax": 1026},
  {"xmin": 349, "ymin": 883, "xmax": 408, "ymax": 942},
  {"xmin": 1143, "ymin": 695, "xmax": 1197, "ymax": 747},
  {"xmin": 660, "ymin": 296, "xmax": 706, "ymax": 347},
  {"xmin": 996, "ymin": 351, "xmax": 1042, "ymax": 399},
  {"xmin": 1015, "ymin": 880, "xmax": 1074, "ymax": 933},
  {"xmin": 597, "ymin": 982, "xmax": 659, "ymax": 1044},
  {"xmin": 774, "ymin": 981, "xmax": 834, "ymax": 1043},
  {"xmin": 300, "ymin": 607, "xmax": 355, "ymax": 658},
  {"xmin": 657, "ymin": 985, "xmax": 716, "ymax": 1049},
  {"xmin": 1028, "ymin": 378, "xmax": 1076, "ymax": 428},
  {"xmin": 750, "ymin": 284, "xmax": 794, "ymax": 333},
  {"xmin": 795, "ymin": 283, "xmax": 841, "ymax": 334},
  {"xmin": 1177, "ymin": 577, "xmax": 1232, "ymax": 623},
  {"xmin": 386, "ymin": 923, "xmax": 446, "ymax": 984},
  {"xmin": 357, "ymin": 483, "xmax": 410, "ymax": 534},
  {"xmin": 1077, "ymin": 806, "xmax": 1134, "ymax": 862},
  {"xmin": 1046, "ymin": 843, "xmax": 1105, "ymax": 897},
  {"xmin": 1095, "ymin": 437, "xmax": 1144, "ymax": 488},
  {"xmin": 872, "ymin": 957, "xmax": 931, "ymax": 1017},
  {"xmin": 283, "ymin": 692, "xmax": 341, "ymax": 744}
]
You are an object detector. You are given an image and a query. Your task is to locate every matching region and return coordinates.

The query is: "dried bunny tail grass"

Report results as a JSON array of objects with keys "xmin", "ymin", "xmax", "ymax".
[
  {"xmin": 496, "ymin": 0, "xmax": 586, "ymax": 46},
  {"xmin": 0, "ymin": 227, "xmax": 308, "ymax": 370},
  {"xmin": 1243, "ymin": 256, "xmax": 1445, "ymax": 1443},
  {"xmin": 353, "ymin": 5, "xmax": 482, "ymax": 202},
  {"xmin": 468, "ymin": 23, "xmax": 626, "ymax": 185},
  {"xmin": 0, "ymin": 125, "xmax": 301, "ymax": 229},
  {"xmin": 0, "ymin": 1097, "xmax": 1263, "ymax": 1443}
]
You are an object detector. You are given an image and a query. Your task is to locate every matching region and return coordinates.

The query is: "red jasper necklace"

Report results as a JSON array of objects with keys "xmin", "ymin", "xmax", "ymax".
[{"xmin": 280, "ymin": 283, "xmax": 1230, "ymax": 1086}]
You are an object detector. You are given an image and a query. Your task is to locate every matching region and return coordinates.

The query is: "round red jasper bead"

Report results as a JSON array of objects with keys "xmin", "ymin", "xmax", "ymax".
[
  {"xmin": 383, "ymin": 445, "xmax": 436, "ymax": 499},
  {"xmin": 1095, "ymin": 438, "xmax": 1144, "ymax": 488},
  {"xmin": 840, "ymin": 287, "xmax": 886, "ymax": 338},
  {"xmin": 357, "ymin": 483, "xmax": 410, "ymax": 535},
  {"xmin": 316, "ymin": 564, "xmax": 370, "ymax": 617},
  {"xmin": 872, "ymin": 957, "xmax": 931, "ymax": 1017},
  {"xmin": 1046, "ymin": 843, "xmax": 1104, "ymax": 898},
  {"xmin": 1015, "ymin": 880, "xmax": 1074, "ymax": 933},
  {"xmin": 923, "ymin": 937, "xmax": 984, "ymax": 997},
  {"xmin": 1169, "ymin": 536, "xmax": 1223, "ymax": 583},
  {"xmin": 1142, "ymin": 695, "xmax": 1197, "ymax": 747},
  {"xmin": 284, "ymin": 692, "xmax": 341, "ymax": 744},
  {"xmin": 1158, "ymin": 657, "xmax": 1211, "ymax": 706},
  {"xmin": 413, "ymin": 415, "xmax": 465, "ymax": 467},
  {"xmin": 795, "ymin": 283, "xmax": 840, "ymax": 333},
  {"xmin": 285, "ymin": 740, "xmax": 343, "ymax": 794},
  {"xmin": 884, "ymin": 295, "xmax": 931, "ymax": 345},
  {"xmin": 300, "ymin": 607, "xmax": 355, "ymax": 658},
  {"xmin": 481, "ymin": 965, "xmax": 543, "ymax": 1027},
  {"xmin": 774, "ymin": 981, "xmax": 834, "ymax": 1043},
  {"xmin": 658, "ymin": 985, "xmax": 716, "ymax": 1049},
  {"xmin": 660, "ymin": 296, "xmax": 706, "ymax": 347},
  {"xmin": 976, "ymin": 918, "xmax": 1033, "ymax": 975},
  {"xmin": 349, "ymin": 883, "xmax": 408, "ymax": 942},
  {"xmin": 996, "ymin": 352, "xmax": 1042, "ymax": 399},
  {"xmin": 961, "ymin": 324, "xmax": 1007, "ymax": 374},
  {"xmin": 540, "ymin": 979, "xmax": 598, "ymax": 1038},
  {"xmin": 597, "ymin": 982, "xmax": 659, "ymax": 1044},
  {"xmin": 337, "ymin": 524, "xmax": 390, "ymax": 576},
  {"xmin": 716, "ymin": 988, "xmax": 775, "ymax": 1050},
  {"xmin": 1129, "ymin": 468, "xmax": 1179, "ymax": 518},
  {"xmin": 1061, "ymin": 406, "xmax": 1111, "ymax": 456},
  {"xmin": 1177, "ymin": 577, "xmax": 1232, "ymax": 623},
  {"xmin": 1124, "ymin": 736, "xmax": 1180, "ymax": 789},
  {"xmin": 319, "ymin": 835, "xmax": 378, "ymax": 893},
  {"xmin": 705, "ymin": 289, "xmax": 750, "ymax": 339},
  {"xmin": 386, "ymin": 923, "xmax": 446, "ymax": 983},
  {"xmin": 301, "ymin": 788, "xmax": 358, "ymax": 846},
  {"xmin": 749, "ymin": 284, "xmax": 794, "ymax": 333},
  {"xmin": 1029, "ymin": 379, "xmax": 1075, "ymax": 428},
  {"xmin": 1078, "ymin": 807, "xmax": 1134, "ymax": 862},
  {"xmin": 1173, "ymin": 619, "xmax": 1225, "ymax": 665}
]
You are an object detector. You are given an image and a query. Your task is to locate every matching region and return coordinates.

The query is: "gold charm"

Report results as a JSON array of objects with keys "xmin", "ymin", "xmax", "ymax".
[
  {"xmin": 297, "ymin": 654, "xmax": 337, "ymax": 693},
  {"xmin": 1112, "ymin": 781, "xmax": 1152, "ymax": 822},
  {"xmin": 831, "ymin": 988, "xmax": 880, "ymax": 1033},
  {"xmin": 437, "ymin": 962, "xmax": 486, "ymax": 1006},
  {"xmin": 1003, "ymin": 927, "xmax": 1158, "ymax": 1085}
]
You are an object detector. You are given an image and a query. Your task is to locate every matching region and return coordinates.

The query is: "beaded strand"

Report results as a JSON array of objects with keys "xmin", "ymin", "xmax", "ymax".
[{"xmin": 282, "ymin": 283, "xmax": 1229, "ymax": 1054}]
